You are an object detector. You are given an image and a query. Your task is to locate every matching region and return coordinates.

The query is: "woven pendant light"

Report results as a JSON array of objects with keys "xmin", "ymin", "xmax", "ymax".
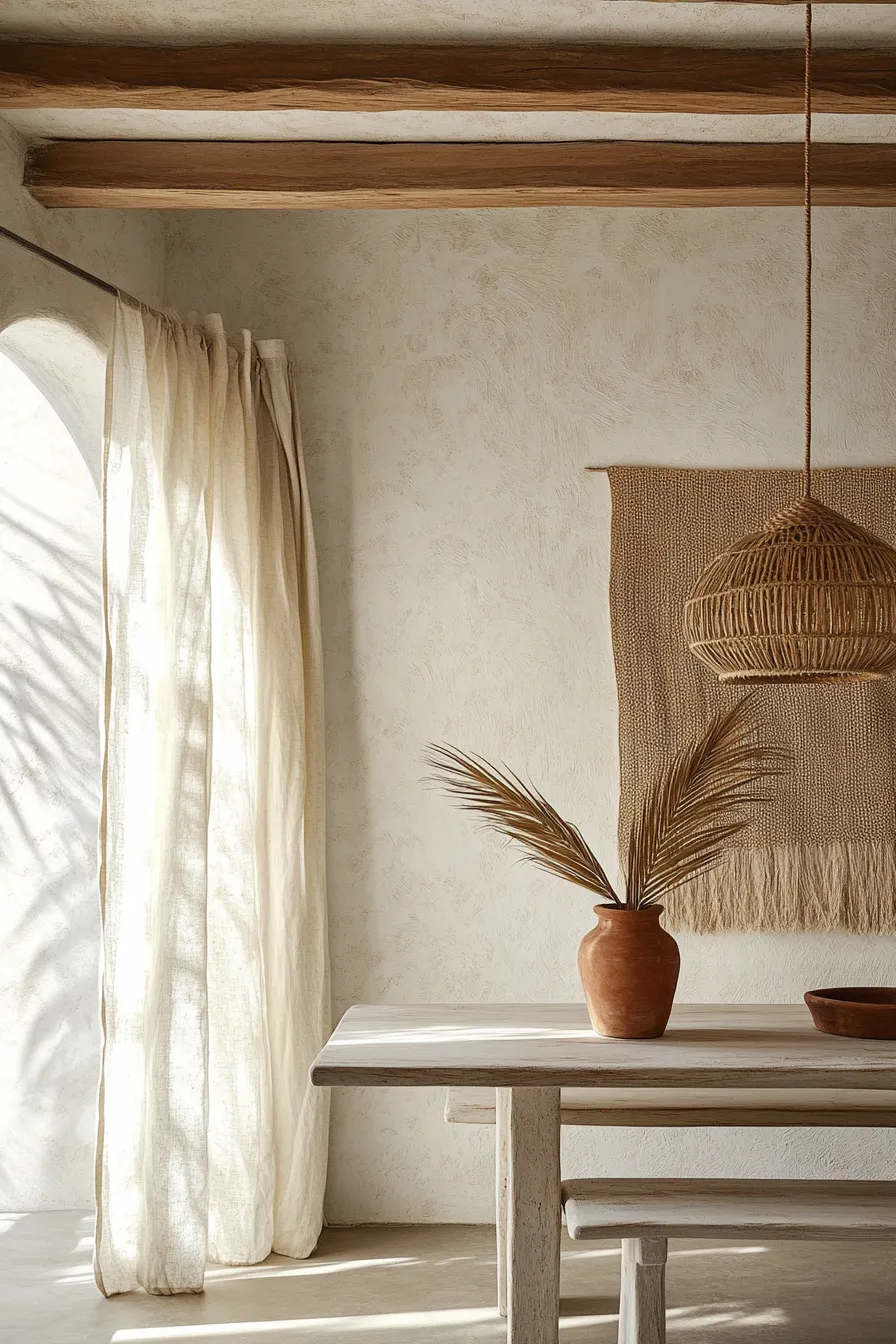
[{"xmin": 684, "ymin": 4, "xmax": 896, "ymax": 685}]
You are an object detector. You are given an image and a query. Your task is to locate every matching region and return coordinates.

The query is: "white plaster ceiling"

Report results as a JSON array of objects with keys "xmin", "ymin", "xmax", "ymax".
[
  {"xmin": 2, "ymin": 3, "xmax": 896, "ymax": 145},
  {"xmin": 6, "ymin": 109, "xmax": 896, "ymax": 143},
  {"xmin": 2, "ymin": 2, "xmax": 896, "ymax": 44}
]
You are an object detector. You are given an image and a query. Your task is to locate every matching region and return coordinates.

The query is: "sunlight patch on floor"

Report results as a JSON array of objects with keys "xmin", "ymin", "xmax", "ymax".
[
  {"xmin": 669, "ymin": 1245, "xmax": 767, "ymax": 1259},
  {"xmin": 567, "ymin": 1243, "xmax": 767, "ymax": 1263},
  {"xmin": 54, "ymin": 1265, "xmax": 95, "ymax": 1285},
  {"xmin": 5, "ymin": 1217, "xmax": 895, "ymax": 1344},
  {"xmin": 202, "ymin": 1255, "xmax": 418, "ymax": 1281},
  {"xmin": 111, "ymin": 1307, "xmax": 501, "ymax": 1339},
  {"xmin": 667, "ymin": 1303, "xmax": 788, "ymax": 1330}
]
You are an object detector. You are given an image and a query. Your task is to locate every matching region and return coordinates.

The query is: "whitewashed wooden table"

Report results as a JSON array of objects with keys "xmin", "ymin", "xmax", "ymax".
[{"xmin": 310, "ymin": 1002, "xmax": 896, "ymax": 1344}]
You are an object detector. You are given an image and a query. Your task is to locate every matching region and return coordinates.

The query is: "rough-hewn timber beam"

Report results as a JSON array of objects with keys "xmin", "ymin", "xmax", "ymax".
[
  {"xmin": 25, "ymin": 140, "xmax": 896, "ymax": 210},
  {"xmin": 2, "ymin": 41, "xmax": 896, "ymax": 112}
]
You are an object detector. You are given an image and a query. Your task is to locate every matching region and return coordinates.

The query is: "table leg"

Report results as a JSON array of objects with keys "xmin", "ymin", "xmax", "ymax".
[
  {"xmin": 496, "ymin": 1087, "xmax": 510, "ymax": 1317},
  {"xmin": 506, "ymin": 1086, "xmax": 561, "ymax": 1344},
  {"xmin": 619, "ymin": 1238, "xmax": 667, "ymax": 1344}
]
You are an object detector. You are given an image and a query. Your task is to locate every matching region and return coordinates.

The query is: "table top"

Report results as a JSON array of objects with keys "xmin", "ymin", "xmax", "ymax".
[{"xmin": 310, "ymin": 1002, "xmax": 896, "ymax": 1090}]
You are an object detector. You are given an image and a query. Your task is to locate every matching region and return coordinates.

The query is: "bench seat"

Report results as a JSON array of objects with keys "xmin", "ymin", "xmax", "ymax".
[
  {"xmin": 445, "ymin": 1085, "xmax": 896, "ymax": 1127},
  {"xmin": 446, "ymin": 1084, "xmax": 896, "ymax": 1326},
  {"xmin": 562, "ymin": 1177, "xmax": 896, "ymax": 1242}
]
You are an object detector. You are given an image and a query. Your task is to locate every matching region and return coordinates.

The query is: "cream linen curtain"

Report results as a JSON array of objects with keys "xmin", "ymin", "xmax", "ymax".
[{"xmin": 95, "ymin": 298, "xmax": 329, "ymax": 1296}]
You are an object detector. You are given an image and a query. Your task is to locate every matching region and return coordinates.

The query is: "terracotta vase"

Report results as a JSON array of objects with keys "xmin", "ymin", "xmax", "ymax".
[{"xmin": 578, "ymin": 905, "xmax": 680, "ymax": 1039}]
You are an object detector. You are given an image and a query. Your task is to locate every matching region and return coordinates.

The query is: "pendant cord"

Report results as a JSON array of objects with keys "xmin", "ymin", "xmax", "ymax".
[{"xmin": 804, "ymin": 1, "xmax": 813, "ymax": 499}]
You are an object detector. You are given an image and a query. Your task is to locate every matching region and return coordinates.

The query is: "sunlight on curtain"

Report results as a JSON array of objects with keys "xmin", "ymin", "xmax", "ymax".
[{"xmin": 96, "ymin": 299, "xmax": 329, "ymax": 1296}]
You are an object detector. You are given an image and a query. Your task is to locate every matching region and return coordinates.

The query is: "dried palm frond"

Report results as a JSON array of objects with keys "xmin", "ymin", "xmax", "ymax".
[
  {"xmin": 624, "ymin": 694, "xmax": 792, "ymax": 909},
  {"xmin": 426, "ymin": 697, "xmax": 790, "ymax": 912},
  {"xmin": 424, "ymin": 744, "xmax": 621, "ymax": 905}
]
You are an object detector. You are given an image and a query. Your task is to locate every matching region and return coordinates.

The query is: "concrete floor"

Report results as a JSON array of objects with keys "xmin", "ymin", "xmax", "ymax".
[{"xmin": 2, "ymin": 1213, "xmax": 895, "ymax": 1343}]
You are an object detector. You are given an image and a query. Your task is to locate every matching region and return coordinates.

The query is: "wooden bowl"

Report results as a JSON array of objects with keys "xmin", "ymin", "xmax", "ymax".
[{"xmin": 805, "ymin": 988, "xmax": 896, "ymax": 1040}]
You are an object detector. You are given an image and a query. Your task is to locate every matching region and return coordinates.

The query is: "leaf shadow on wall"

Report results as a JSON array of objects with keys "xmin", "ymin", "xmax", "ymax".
[{"xmin": 0, "ymin": 490, "xmax": 102, "ymax": 1210}]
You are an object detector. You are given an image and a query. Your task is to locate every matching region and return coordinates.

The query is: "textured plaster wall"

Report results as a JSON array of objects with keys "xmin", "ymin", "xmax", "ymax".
[
  {"xmin": 165, "ymin": 205, "xmax": 896, "ymax": 1223},
  {"xmin": 0, "ymin": 122, "xmax": 165, "ymax": 365},
  {"xmin": 0, "ymin": 353, "xmax": 102, "ymax": 1211},
  {"xmin": 0, "ymin": 119, "xmax": 166, "ymax": 1210},
  {"xmin": 4, "ymin": 107, "xmax": 896, "ymax": 1224}
]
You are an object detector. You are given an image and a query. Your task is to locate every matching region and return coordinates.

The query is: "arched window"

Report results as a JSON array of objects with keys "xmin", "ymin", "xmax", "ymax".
[{"xmin": 0, "ymin": 321, "xmax": 104, "ymax": 1210}]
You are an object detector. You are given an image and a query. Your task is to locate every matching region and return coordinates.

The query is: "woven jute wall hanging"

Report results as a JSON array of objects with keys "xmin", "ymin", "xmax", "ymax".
[{"xmin": 609, "ymin": 464, "xmax": 896, "ymax": 934}]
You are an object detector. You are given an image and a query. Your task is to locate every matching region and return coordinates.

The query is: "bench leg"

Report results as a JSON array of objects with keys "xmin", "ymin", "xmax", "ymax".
[
  {"xmin": 618, "ymin": 1238, "xmax": 667, "ymax": 1344},
  {"xmin": 507, "ymin": 1086, "xmax": 561, "ymax": 1344},
  {"xmin": 496, "ymin": 1087, "xmax": 509, "ymax": 1317}
]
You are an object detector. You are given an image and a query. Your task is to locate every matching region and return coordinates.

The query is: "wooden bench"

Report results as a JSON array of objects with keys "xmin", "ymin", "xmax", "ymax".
[
  {"xmin": 562, "ymin": 1177, "xmax": 896, "ymax": 1344},
  {"xmin": 445, "ymin": 1085, "xmax": 896, "ymax": 1129},
  {"xmin": 445, "ymin": 1085, "xmax": 896, "ymax": 1317}
]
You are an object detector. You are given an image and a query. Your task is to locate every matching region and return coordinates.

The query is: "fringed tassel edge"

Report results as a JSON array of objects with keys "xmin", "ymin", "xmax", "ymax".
[{"xmin": 663, "ymin": 842, "xmax": 896, "ymax": 934}]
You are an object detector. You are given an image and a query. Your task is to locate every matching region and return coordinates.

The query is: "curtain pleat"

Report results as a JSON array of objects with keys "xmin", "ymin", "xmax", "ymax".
[{"xmin": 95, "ymin": 300, "xmax": 329, "ymax": 1296}]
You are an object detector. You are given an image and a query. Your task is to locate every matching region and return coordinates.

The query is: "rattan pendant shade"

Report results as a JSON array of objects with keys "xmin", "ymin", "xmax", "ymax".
[
  {"xmin": 683, "ymin": 4, "xmax": 896, "ymax": 686},
  {"xmin": 684, "ymin": 496, "xmax": 896, "ymax": 683}
]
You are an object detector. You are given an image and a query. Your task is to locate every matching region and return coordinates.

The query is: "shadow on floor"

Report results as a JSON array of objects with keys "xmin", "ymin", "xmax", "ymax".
[{"xmin": 2, "ymin": 1215, "xmax": 896, "ymax": 1343}]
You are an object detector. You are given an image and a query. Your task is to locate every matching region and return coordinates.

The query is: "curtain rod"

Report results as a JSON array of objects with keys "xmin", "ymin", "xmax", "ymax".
[{"xmin": 0, "ymin": 222, "xmax": 138, "ymax": 304}]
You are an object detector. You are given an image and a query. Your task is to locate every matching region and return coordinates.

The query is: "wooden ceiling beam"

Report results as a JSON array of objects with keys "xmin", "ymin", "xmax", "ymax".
[
  {"xmin": 25, "ymin": 140, "xmax": 896, "ymax": 210},
  {"xmin": 3, "ymin": 41, "xmax": 896, "ymax": 113}
]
